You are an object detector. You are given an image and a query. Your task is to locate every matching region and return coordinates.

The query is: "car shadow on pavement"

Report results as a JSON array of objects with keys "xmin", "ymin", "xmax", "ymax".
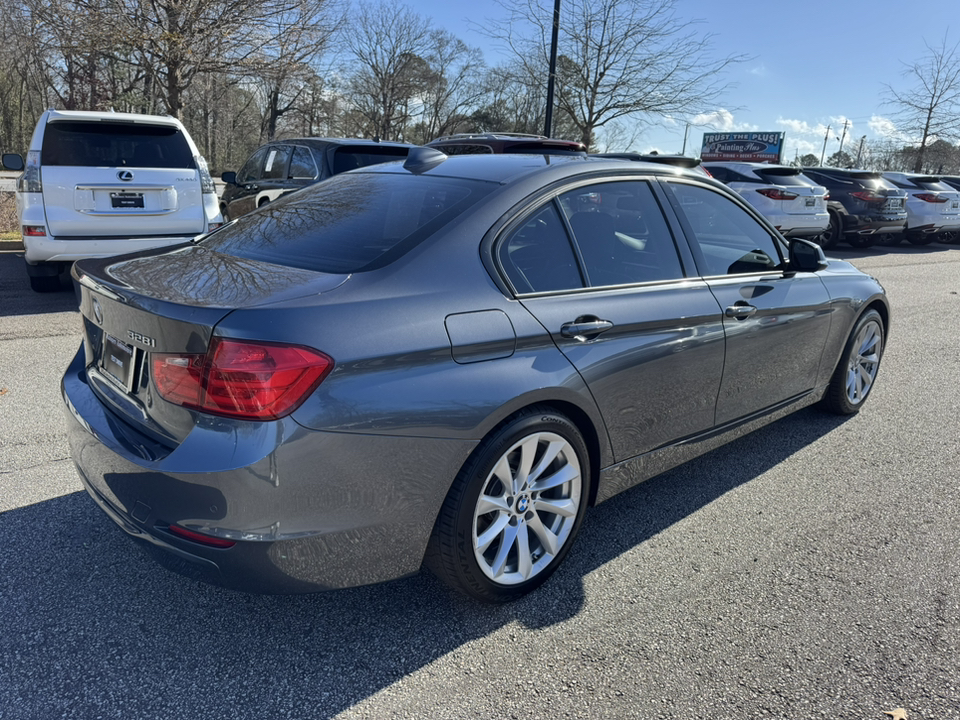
[
  {"xmin": 828, "ymin": 240, "xmax": 958, "ymax": 261},
  {"xmin": 0, "ymin": 252, "xmax": 78, "ymax": 317},
  {"xmin": 0, "ymin": 406, "xmax": 850, "ymax": 719}
]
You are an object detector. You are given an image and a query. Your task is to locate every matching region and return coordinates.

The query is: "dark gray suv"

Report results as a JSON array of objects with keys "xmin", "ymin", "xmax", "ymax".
[
  {"xmin": 64, "ymin": 151, "xmax": 889, "ymax": 602},
  {"xmin": 219, "ymin": 137, "xmax": 415, "ymax": 220}
]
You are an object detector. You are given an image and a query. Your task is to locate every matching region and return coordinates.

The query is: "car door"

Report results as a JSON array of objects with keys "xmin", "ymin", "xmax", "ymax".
[
  {"xmin": 226, "ymin": 146, "xmax": 269, "ymax": 219},
  {"xmin": 498, "ymin": 178, "xmax": 726, "ymax": 462},
  {"xmin": 660, "ymin": 179, "xmax": 833, "ymax": 425}
]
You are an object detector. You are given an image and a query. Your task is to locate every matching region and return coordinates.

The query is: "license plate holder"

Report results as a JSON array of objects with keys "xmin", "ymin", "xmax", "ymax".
[
  {"xmin": 111, "ymin": 192, "xmax": 144, "ymax": 209},
  {"xmin": 805, "ymin": 198, "xmax": 816, "ymax": 207},
  {"xmin": 100, "ymin": 334, "xmax": 137, "ymax": 392}
]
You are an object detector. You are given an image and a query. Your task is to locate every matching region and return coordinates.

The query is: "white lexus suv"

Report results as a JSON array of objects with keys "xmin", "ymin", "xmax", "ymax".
[{"xmin": 2, "ymin": 110, "xmax": 222, "ymax": 292}]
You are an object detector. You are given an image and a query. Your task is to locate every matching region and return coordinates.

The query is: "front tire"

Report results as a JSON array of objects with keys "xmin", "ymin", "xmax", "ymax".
[
  {"xmin": 427, "ymin": 407, "xmax": 590, "ymax": 602},
  {"xmin": 821, "ymin": 309, "xmax": 884, "ymax": 415}
]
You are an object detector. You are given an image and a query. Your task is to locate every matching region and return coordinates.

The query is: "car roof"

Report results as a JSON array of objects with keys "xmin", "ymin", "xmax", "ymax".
[
  {"xmin": 44, "ymin": 109, "xmax": 184, "ymax": 127},
  {"xmin": 262, "ymin": 137, "xmax": 417, "ymax": 150},
  {"xmin": 359, "ymin": 151, "xmax": 707, "ymax": 185}
]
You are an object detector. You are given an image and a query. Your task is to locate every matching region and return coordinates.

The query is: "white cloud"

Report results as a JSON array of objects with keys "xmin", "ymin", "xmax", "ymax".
[
  {"xmin": 690, "ymin": 108, "xmax": 757, "ymax": 133},
  {"xmin": 776, "ymin": 117, "xmax": 828, "ymax": 137},
  {"xmin": 868, "ymin": 115, "xmax": 906, "ymax": 140},
  {"xmin": 749, "ymin": 63, "xmax": 768, "ymax": 77}
]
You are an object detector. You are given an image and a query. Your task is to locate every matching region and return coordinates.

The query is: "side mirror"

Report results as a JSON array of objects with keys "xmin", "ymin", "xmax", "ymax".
[
  {"xmin": 788, "ymin": 237, "xmax": 828, "ymax": 273},
  {"xmin": 2, "ymin": 153, "xmax": 24, "ymax": 172},
  {"xmin": 221, "ymin": 171, "xmax": 237, "ymax": 185}
]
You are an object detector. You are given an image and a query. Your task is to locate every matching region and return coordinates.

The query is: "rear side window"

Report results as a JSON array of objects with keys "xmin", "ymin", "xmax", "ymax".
[
  {"xmin": 331, "ymin": 146, "xmax": 410, "ymax": 174},
  {"xmin": 289, "ymin": 146, "xmax": 318, "ymax": 179},
  {"xmin": 200, "ymin": 172, "xmax": 494, "ymax": 273},
  {"xmin": 41, "ymin": 121, "xmax": 195, "ymax": 169}
]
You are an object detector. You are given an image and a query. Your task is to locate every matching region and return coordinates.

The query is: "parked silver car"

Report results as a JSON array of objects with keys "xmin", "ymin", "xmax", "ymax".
[
  {"xmin": 882, "ymin": 172, "xmax": 960, "ymax": 245},
  {"xmin": 63, "ymin": 151, "xmax": 889, "ymax": 602}
]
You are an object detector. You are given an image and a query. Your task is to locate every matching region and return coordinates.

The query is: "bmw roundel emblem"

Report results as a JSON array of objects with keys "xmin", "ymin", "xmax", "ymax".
[
  {"xmin": 117, "ymin": 170, "xmax": 134, "ymax": 182},
  {"xmin": 92, "ymin": 297, "xmax": 103, "ymax": 324},
  {"xmin": 517, "ymin": 496, "xmax": 530, "ymax": 513}
]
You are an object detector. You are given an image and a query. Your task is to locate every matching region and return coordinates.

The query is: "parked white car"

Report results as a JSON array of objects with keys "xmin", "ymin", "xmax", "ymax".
[
  {"xmin": 2, "ymin": 110, "xmax": 222, "ymax": 292},
  {"xmin": 702, "ymin": 162, "xmax": 829, "ymax": 240},
  {"xmin": 881, "ymin": 172, "xmax": 960, "ymax": 245}
]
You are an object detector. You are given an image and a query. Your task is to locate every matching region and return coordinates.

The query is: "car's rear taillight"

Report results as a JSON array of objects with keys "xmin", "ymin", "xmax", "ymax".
[
  {"xmin": 21, "ymin": 150, "xmax": 42, "ymax": 193},
  {"xmin": 852, "ymin": 190, "xmax": 885, "ymax": 204},
  {"xmin": 22, "ymin": 225, "xmax": 46, "ymax": 236},
  {"xmin": 195, "ymin": 155, "xmax": 216, "ymax": 195},
  {"xmin": 756, "ymin": 188, "xmax": 799, "ymax": 201},
  {"xmin": 913, "ymin": 193, "xmax": 948, "ymax": 203},
  {"xmin": 153, "ymin": 338, "xmax": 333, "ymax": 420}
]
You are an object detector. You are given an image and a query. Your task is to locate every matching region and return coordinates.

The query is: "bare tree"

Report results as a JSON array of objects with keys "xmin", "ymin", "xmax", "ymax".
[
  {"xmin": 345, "ymin": 1, "xmax": 432, "ymax": 140},
  {"xmin": 481, "ymin": 0, "xmax": 747, "ymax": 150},
  {"xmin": 883, "ymin": 34, "xmax": 960, "ymax": 173}
]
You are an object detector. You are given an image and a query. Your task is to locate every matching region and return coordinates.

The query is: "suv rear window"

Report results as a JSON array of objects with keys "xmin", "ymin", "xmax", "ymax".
[
  {"xmin": 41, "ymin": 121, "xmax": 195, "ymax": 168},
  {"xmin": 755, "ymin": 169, "xmax": 810, "ymax": 186},
  {"xmin": 200, "ymin": 172, "xmax": 495, "ymax": 273}
]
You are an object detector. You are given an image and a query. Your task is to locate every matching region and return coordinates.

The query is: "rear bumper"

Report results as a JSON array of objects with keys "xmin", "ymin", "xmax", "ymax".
[
  {"xmin": 840, "ymin": 215, "xmax": 906, "ymax": 236},
  {"xmin": 24, "ymin": 234, "xmax": 198, "ymax": 265},
  {"xmin": 61, "ymin": 346, "xmax": 472, "ymax": 593}
]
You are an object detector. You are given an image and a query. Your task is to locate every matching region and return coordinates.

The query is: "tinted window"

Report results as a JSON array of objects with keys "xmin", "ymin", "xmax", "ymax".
[
  {"xmin": 499, "ymin": 204, "xmax": 583, "ymax": 293},
  {"xmin": 558, "ymin": 181, "xmax": 684, "ymax": 286},
  {"xmin": 435, "ymin": 144, "xmax": 495, "ymax": 155},
  {"xmin": 289, "ymin": 146, "xmax": 318, "ymax": 179},
  {"xmin": 237, "ymin": 147, "xmax": 268, "ymax": 183},
  {"xmin": 913, "ymin": 179, "xmax": 954, "ymax": 192},
  {"xmin": 41, "ymin": 121, "xmax": 195, "ymax": 168},
  {"xmin": 262, "ymin": 146, "xmax": 292, "ymax": 180},
  {"xmin": 665, "ymin": 182, "xmax": 783, "ymax": 276},
  {"xmin": 332, "ymin": 146, "xmax": 410, "ymax": 174},
  {"xmin": 755, "ymin": 170, "xmax": 813, "ymax": 186},
  {"xmin": 200, "ymin": 172, "xmax": 494, "ymax": 273}
]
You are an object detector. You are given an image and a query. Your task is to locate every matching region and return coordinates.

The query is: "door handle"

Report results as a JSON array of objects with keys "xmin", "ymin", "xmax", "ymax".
[
  {"xmin": 725, "ymin": 303, "xmax": 757, "ymax": 320},
  {"xmin": 560, "ymin": 318, "xmax": 614, "ymax": 340}
]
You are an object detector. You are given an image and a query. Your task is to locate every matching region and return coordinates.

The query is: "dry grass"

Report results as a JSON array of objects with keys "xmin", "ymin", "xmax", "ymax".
[{"xmin": 0, "ymin": 191, "xmax": 18, "ymax": 236}]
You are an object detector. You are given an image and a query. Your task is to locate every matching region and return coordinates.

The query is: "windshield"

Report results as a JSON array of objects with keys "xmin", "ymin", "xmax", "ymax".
[{"xmin": 200, "ymin": 172, "xmax": 496, "ymax": 273}]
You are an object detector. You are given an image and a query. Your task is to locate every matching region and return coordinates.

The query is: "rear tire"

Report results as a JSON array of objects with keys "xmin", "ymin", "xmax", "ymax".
[
  {"xmin": 879, "ymin": 232, "xmax": 903, "ymax": 246},
  {"xmin": 819, "ymin": 211, "xmax": 841, "ymax": 249},
  {"xmin": 907, "ymin": 232, "xmax": 935, "ymax": 246},
  {"xmin": 821, "ymin": 309, "xmax": 884, "ymax": 415},
  {"xmin": 427, "ymin": 406, "xmax": 590, "ymax": 602},
  {"xmin": 845, "ymin": 232, "xmax": 875, "ymax": 249}
]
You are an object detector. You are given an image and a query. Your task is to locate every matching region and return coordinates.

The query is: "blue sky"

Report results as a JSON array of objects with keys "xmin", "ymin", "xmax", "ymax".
[{"xmin": 406, "ymin": 0, "xmax": 955, "ymax": 158}]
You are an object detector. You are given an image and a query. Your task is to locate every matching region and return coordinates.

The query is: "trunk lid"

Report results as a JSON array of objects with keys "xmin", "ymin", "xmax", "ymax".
[{"xmin": 73, "ymin": 245, "xmax": 348, "ymax": 444}]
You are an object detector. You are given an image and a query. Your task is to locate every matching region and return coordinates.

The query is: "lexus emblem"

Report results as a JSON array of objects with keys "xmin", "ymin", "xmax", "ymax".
[
  {"xmin": 92, "ymin": 297, "xmax": 103, "ymax": 324},
  {"xmin": 117, "ymin": 170, "xmax": 134, "ymax": 182}
]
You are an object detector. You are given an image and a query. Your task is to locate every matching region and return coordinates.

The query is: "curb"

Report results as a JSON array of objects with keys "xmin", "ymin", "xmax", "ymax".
[{"xmin": 0, "ymin": 239, "xmax": 23, "ymax": 252}]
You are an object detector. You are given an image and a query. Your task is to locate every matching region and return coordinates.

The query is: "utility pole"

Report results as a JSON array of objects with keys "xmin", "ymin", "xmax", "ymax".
[
  {"xmin": 819, "ymin": 124, "xmax": 831, "ymax": 165},
  {"xmin": 837, "ymin": 119, "xmax": 850, "ymax": 156},
  {"xmin": 855, "ymin": 135, "xmax": 866, "ymax": 167},
  {"xmin": 543, "ymin": 0, "xmax": 561, "ymax": 138}
]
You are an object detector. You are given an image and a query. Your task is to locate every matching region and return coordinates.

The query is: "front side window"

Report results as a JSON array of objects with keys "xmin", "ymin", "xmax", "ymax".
[
  {"xmin": 237, "ymin": 147, "xmax": 269, "ymax": 183},
  {"xmin": 664, "ymin": 182, "xmax": 783, "ymax": 277},
  {"xmin": 558, "ymin": 181, "xmax": 685, "ymax": 287},
  {"xmin": 262, "ymin": 145, "xmax": 292, "ymax": 180}
]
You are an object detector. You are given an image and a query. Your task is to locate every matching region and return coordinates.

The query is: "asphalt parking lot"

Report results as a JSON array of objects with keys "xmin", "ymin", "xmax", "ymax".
[{"xmin": 1, "ymin": 245, "xmax": 958, "ymax": 720}]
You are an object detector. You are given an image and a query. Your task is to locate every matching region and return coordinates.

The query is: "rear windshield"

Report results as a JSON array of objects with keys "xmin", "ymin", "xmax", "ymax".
[
  {"xmin": 41, "ymin": 121, "xmax": 195, "ymax": 168},
  {"xmin": 755, "ymin": 169, "xmax": 810, "ymax": 186},
  {"xmin": 199, "ymin": 172, "xmax": 496, "ymax": 273},
  {"xmin": 331, "ymin": 146, "xmax": 410, "ymax": 174},
  {"xmin": 911, "ymin": 179, "xmax": 953, "ymax": 192}
]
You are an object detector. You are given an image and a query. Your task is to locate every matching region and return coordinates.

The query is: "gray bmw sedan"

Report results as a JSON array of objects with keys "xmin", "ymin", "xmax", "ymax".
[{"xmin": 63, "ymin": 150, "xmax": 889, "ymax": 602}]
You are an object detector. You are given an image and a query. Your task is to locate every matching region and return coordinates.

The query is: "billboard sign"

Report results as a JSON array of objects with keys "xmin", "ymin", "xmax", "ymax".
[{"xmin": 700, "ymin": 132, "xmax": 785, "ymax": 163}]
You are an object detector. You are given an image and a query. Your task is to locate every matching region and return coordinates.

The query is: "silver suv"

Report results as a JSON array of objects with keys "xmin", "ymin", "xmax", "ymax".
[{"xmin": 2, "ymin": 110, "xmax": 222, "ymax": 292}]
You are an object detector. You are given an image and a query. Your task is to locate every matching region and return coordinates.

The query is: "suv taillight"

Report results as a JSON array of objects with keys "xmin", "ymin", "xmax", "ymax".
[
  {"xmin": 20, "ymin": 150, "xmax": 41, "ymax": 193},
  {"xmin": 913, "ymin": 193, "xmax": 948, "ymax": 203},
  {"xmin": 851, "ymin": 190, "xmax": 884, "ymax": 204},
  {"xmin": 195, "ymin": 155, "xmax": 216, "ymax": 195},
  {"xmin": 756, "ymin": 188, "xmax": 799, "ymax": 201},
  {"xmin": 153, "ymin": 338, "xmax": 333, "ymax": 420}
]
